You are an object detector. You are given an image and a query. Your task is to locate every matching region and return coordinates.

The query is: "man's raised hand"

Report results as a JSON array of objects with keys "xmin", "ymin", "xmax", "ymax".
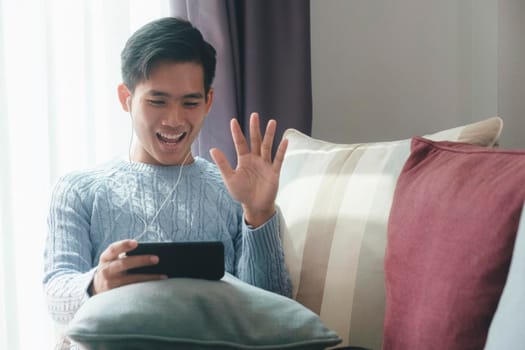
[{"xmin": 209, "ymin": 113, "xmax": 288, "ymax": 227}]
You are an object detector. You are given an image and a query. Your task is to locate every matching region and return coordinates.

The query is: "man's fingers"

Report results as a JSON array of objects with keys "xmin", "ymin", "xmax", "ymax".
[
  {"xmin": 210, "ymin": 147, "xmax": 234, "ymax": 179},
  {"xmin": 118, "ymin": 254, "xmax": 166, "ymax": 284},
  {"xmin": 94, "ymin": 253, "xmax": 163, "ymax": 293},
  {"xmin": 117, "ymin": 254, "xmax": 160, "ymax": 271},
  {"xmin": 230, "ymin": 118, "xmax": 249, "ymax": 157},
  {"xmin": 249, "ymin": 113, "xmax": 262, "ymax": 156},
  {"xmin": 99, "ymin": 239, "xmax": 138, "ymax": 263},
  {"xmin": 261, "ymin": 119, "xmax": 277, "ymax": 162},
  {"xmin": 98, "ymin": 254, "xmax": 157, "ymax": 279},
  {"xmin": 272, "ymin": 138, "xmax": 288, "ymax": 173}
]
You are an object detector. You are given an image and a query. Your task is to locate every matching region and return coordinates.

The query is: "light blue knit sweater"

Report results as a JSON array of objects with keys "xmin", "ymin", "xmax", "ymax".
[{"xmin": 43, "ymin": 157, "xmax": 291, "ymax": 324}]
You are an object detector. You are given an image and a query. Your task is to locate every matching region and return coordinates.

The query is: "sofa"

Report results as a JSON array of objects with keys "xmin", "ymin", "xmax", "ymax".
[
  {"xmin": 276, "ymin": 116, "xmax": 525, "ymax": 350},
  {"xmin": 64, "ymin": 116, "xmax": 525, "ymax": 350}
]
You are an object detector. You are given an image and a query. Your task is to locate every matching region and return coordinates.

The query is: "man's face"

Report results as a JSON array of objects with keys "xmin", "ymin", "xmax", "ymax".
[{"xmin": 121, "ymin": 61, "xmax": 213, "ymax": 165}]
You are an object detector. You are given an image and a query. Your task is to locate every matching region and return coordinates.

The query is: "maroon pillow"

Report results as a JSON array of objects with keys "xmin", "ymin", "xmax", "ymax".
[{"xmin": 383, "ymin": 137, "xmax": 525, "ymax": 350}]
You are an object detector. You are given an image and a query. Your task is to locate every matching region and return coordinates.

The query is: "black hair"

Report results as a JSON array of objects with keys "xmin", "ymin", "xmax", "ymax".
[{"xmin": 120, "ymin": 17, "xmax": 216, "ymax": 95}]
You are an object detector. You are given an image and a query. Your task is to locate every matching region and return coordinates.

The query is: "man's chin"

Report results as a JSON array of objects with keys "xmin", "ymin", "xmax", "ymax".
[{"xmin": 155, "ymin": 152, "xmax": 194, "ymax": 166}]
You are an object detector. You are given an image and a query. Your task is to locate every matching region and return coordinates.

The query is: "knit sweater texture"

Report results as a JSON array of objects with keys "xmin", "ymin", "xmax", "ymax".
[{"xmin": 43, "ymin": 157, "xmax": 291, "ymax": 325}]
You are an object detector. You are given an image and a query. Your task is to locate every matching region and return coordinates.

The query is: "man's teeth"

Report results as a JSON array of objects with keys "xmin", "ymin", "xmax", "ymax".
[
  {"xmin": 158, "ymin": 132, "xmax": 186, "ymax": 142},
  {"xmin": 159, "ymin": 132, "xmax": 184, "ymax": 140}
]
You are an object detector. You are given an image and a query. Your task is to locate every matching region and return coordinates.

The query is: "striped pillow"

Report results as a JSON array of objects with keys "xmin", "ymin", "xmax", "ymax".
[{"xmin": 275, "ymin": 116, "xmax": 503, "ymax": 350}]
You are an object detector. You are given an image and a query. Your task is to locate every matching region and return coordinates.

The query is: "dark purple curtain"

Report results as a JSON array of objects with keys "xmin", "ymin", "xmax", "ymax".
[{"xmin": 171, "ymin": 0, "xmax": 312, "ymax": 165}]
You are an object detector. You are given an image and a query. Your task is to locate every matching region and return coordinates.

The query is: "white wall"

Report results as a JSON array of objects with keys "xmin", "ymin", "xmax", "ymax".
[
  {"xmin": 499, "ymin": 0, "xmax": 525, "ymax": 148},
  {"xmin": 310, "ymin": 0, "xmax": 514, "ymax": 145}
]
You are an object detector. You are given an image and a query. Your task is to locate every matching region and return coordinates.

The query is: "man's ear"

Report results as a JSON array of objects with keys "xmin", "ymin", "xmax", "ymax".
[
  {"xmin": 117, "ymin": 83, "xmax": 132, "ymax": 112},
  {"xmin": 205, "ymin": 88, "xmax": 214, "ymax": 116}
]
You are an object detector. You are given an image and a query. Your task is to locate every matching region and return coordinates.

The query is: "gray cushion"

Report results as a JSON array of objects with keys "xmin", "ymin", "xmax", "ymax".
[
  {"xmin": 484, "ymin": 203, "xmax": 525, "ymax": 350},
  {"xmin": 65, "ymin": 273, "xmax": 341, "ymax": 350}
]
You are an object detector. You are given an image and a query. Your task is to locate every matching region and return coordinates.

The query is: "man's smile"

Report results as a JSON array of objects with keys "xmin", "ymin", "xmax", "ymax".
[{"xmin": 156, "ymin": 131, "xmax": 187, "ymax": 144}]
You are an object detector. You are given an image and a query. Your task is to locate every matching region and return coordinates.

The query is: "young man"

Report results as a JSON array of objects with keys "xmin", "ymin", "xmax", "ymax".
[{"xmin": 43, "ymin": 17, "xmax": 291, "ymax": 326}]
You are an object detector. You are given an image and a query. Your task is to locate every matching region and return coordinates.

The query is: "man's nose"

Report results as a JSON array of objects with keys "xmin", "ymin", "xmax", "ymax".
[{"xmin": 161, "ymin": 105, "xmax": 183, "ymax": 126}]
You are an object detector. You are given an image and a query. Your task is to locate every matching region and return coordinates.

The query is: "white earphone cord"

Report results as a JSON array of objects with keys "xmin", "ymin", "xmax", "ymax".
[{"xmin": 127, "ymin": 108, "xmax": 191, "ymax": 242}]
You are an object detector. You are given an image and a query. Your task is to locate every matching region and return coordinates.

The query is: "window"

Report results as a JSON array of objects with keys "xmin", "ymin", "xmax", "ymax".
[{"xmin": 0, "ymin": 1, "xmax": 171, "ymax": 348}]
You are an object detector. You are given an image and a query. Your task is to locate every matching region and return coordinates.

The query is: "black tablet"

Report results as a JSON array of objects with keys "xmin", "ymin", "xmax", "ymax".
[{"xmin": 126, "ymin": 241, "xmax": 225, "ymax": 280}]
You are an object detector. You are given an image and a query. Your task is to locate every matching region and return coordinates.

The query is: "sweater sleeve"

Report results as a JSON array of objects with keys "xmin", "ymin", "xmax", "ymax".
[
  {"xmin": 235, "ymin": 209, "xmax": 292, "ymax": 298},
  {"xmin": 43, "ymin": 174, "xmax": 97, "ymax": 324}
]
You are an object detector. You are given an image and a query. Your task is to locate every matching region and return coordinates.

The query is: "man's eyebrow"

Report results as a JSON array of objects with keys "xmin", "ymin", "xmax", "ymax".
[
  {"xmin": 182, "ymin": 92, "xmax": 204, "ymax": 99},
  {"xmin": 147, "ymin": 90, "xmax": 204, "ymax": 99},
  {"xmin": 147, "ymin": 90, "xmax": 171, "ymax": 97}
]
